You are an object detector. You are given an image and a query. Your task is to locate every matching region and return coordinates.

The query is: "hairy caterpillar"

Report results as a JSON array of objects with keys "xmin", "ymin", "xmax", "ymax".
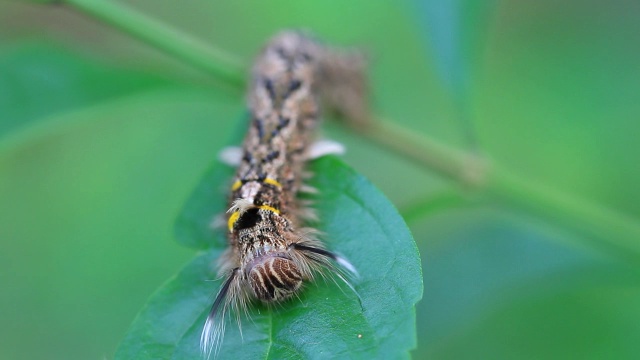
[{"xmin": 201, "ymin": 31, "xmax": 367, "ymax": 357}]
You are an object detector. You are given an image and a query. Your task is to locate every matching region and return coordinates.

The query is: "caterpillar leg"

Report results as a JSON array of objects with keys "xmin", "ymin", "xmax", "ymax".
[
  {"xmin": 218, "ymin": 146, "xmax": 243, "ymax": 166},
  {"xmin": 219, "ymin": 139, "xmax": 344, "ymax": 165},
  {"xmin": 209, "ymin": 214, "xmax": 227, "ymax": 230},
  {"xmin": 307, "ymin": 139, "xmax": 345, "ymax": 159}
]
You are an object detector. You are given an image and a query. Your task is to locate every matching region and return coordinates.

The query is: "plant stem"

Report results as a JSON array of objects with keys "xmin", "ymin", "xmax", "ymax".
[
  {"xmin": 488, "ymin": 167, "xmax": 640, "ymax": 259},
  {"xmin": 361, "ymin": 119, "xmax": 487, "ymax": 189},
  {"xmin": 364, "ymin": 120, "xmax": 640, "ymax": 257},
  {"xmin": 59, "ymin": 0, "xmax": 640, "ymax": 260},
  {"xmin": 64, "ymin": 0, "xmax": 246, "ymax": 87},
  {"xmin": 400, "ymin": 189, "xmax": 469, "ymax": 225}
]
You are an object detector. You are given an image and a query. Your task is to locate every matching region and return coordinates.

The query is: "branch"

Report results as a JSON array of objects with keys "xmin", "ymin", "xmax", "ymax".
[
  {"xmin": 362, "ymin": 119, "xmax": 640, "ymax": 258},
  {"xmin": 64, "ymin": 0, "xmax": 246, "ymax": 87}
]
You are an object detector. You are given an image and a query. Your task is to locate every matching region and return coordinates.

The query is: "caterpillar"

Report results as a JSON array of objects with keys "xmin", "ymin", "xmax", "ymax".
[{"xmin": 201, "ymin": 31, "xmax": 368, "ymax": 357}]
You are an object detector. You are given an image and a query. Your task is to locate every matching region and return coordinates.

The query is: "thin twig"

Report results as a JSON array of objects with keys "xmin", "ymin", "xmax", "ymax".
[
  {"xmin": 400, "ymin": 189, "xmax": 470, "ymax": 225},
  {"xmin": 65, "ymin": 0, "xmax": 246, "ymax": 87}
]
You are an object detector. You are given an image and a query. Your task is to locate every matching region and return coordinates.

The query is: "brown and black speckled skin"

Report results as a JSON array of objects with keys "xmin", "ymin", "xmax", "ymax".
[
  {"xmin": 224, "ymin": 32, "xmax": 325, "ymax": 303},
  {"xmin": 202, "ymin": 31, "xmax": 366, "ymax": 355},
  {"xmin": 234, "ymin": 32, "xmax": 320, "ymax": 220}
]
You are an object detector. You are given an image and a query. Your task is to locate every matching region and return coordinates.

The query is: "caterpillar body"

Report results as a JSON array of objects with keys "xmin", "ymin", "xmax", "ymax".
[{"xmin": 201, "ymin": 31, "xmax": 367, "ymax": 356}]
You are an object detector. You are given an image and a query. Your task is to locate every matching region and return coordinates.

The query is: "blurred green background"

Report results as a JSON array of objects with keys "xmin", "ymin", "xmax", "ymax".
[{"xmin": 1, "ymin": 0, "xmax": 639, "ymax": 359}]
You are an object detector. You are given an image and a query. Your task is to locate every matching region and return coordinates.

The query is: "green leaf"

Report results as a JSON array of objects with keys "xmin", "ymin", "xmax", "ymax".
[
  {"xmin": 0, "ymin": 87, "xmax": 242, "ymax": 360},
  {"xmin": 0, "ymin": 41, "xmax": 169, "ymax": 139},
  {"xmin": 411, "ymin": 0, "xmax": 497, "ymax": 98},
  {"xmin": 116, "ymin": 156, "xmax": 423, "ymax": 359},
  {"xmin": 412, "ymin": 207, "xmax": 640, "ymax": 359}
]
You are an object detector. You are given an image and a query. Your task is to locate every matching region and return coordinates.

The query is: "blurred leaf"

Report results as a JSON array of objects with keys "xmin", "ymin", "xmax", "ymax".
[
  {"xmin": 0, "ymin": 10, "xmax": 244, "ymax": 360},
  {"xmin": 0, "ymin": 87, "xmax": 242, "ymax": 360},
  {"xmin": 117, "ymin": 156, "xmax": 423, "ymax": 359},
  {"xmin": 410, "ymin": 0, "xmax": 497, "ymax": 147},
  {"xmin": 412, "ymin": 0, "xmax": 496, "ymax": 98},
  {"xmin": 0, "ymin": 41, "xmax": 169, "ymax": 138},
  {"xmin": 438, "ymin": 285, "xmax": 640, "ymax": 359},
  {"xmin": 173, "ymin": 127, "xmax": 238, "ymax": 250},
  {"xmin": 412, "ymin": 207, "xmax": 640, "ymax": 359},
  {"xmin": 475, "ymin": 0, "xmax": 640, "ymax": 216}
]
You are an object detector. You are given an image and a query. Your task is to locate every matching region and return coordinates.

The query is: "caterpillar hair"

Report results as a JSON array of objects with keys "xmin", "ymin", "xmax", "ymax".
[{"xmin": 201, "ymin": 30, "xmax": 366, "ymax": 358}]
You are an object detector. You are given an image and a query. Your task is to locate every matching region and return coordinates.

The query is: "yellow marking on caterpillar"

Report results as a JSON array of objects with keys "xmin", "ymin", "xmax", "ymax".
[
  {"xmin": 231, "ymin": 178, "xmax": 280, "ymax": 192},
  {"xmin": 264, "ymin": 178, "xmax": 282, "ymax": 188},
  {"xmin": 227, "ymin": 205, "xmax": 281, "ymax": 232},
  {"xmin": 227, "ymin": 211, "xmax": 240, "ymax": 232}
]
